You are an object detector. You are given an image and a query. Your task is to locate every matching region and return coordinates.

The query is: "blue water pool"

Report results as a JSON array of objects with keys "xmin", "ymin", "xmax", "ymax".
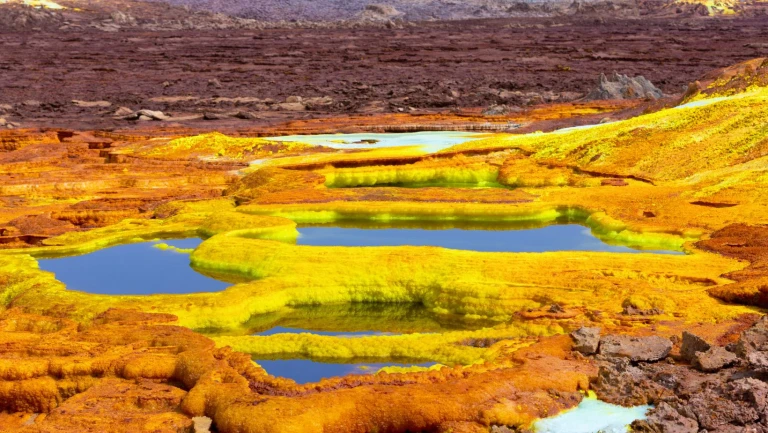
[
  {"xmin": 296, "ymin": 225, "xmax": 681, "ymax": 254},
  {"xmin": 255, "ymin": 358, "xmax": 436, "ymax": 384},
  {"xmin": 37, "ymin": 239, "xmax": 230, "ymax": 295}
]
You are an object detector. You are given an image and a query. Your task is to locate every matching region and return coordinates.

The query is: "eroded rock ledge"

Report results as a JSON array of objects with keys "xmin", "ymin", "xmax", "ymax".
[{"xmin": 571, "ymin": 315, "xmax": 768, "ymax": 433}]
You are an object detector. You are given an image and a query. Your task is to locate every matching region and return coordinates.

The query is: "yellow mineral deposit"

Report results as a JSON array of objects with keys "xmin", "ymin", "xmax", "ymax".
[
  {"xmin": 0, "ymin": 59, "xmax": 767, "ymax": 432},
  {"xmin": 0, "ymin": 0, "xmax": 65, "ymax": 9}
]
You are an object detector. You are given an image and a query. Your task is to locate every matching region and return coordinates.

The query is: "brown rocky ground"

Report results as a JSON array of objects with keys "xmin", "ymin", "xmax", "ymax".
[
  {"xmin": 0, "ymin": 16, "xmax": 767, "ymax": 131},
  {"xmin": 1, "ymin": 5, "xmax": 768, "ymax": 432}
]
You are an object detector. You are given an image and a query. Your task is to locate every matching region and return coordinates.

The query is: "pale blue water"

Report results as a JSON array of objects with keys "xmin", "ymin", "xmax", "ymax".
[
  {"xmin": 37, "ymin": 239, "xmax": 230, "ymax": 295},
  {"xmin": 533, "ymin": 397, "xmax": 651, "ymax": 433},
  {"xmin": 255, "ymin": 359, "xmax": 436, "ymax": 384},
  {"xmin": 296, "ymin": 225, "xmax": 682, "ymax": 254},
  {"xmin": 264, "ymin": 131, "xmax": 483, "ymax": 154}
]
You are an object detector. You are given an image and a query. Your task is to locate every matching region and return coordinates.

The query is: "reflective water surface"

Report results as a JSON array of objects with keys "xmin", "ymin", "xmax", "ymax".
[
  {"xmin": 254, "ymin": 358, "xmax": 437, "ymax": 384},
  {"xmin": 38, "ymin": 221, "xmax": 680, "ymax": 296},
  {"xmin": 37, "ymin": 239, "xmax": 230, "ymax": 295},
  {"xmin": 297, "ymin": 224, "xmax": 681, "ymax": 254}
]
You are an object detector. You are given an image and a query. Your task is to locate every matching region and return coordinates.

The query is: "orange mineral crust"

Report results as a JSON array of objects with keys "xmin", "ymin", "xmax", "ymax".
[
  {"xmin": 0, "ymin": 60, "xmax": 767, "ymax": 432},
  {"xmin": 0, "ymin": 308, "xmax": 594, "ymax": 433}
]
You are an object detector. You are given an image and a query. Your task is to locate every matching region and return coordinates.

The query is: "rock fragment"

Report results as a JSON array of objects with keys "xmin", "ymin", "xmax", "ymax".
[
  {"xmin": 735, "ymin": 316, "xmax": 768, "ymax": 356},
  {"xmin": 570, "ymin": 327, "xmax": 601, "ymax": 355},
  {"xmin": 632, "ymin": 402, "xmax": 698, "ymax": 433},
  {"xmin": 304, "ymin": 96, "xmax": 334, "ymax": 109},
  {"xmin": 122, "ymin": 109, "xmax": 170, "ymax": 121},
  {"xmin": 203, "ymin": 112, "xmax": 228, "ymax": 120},
  {"xmin": 599, "ymin": 335, "xmax": 672, "ymax": 362},
  {"xmin": 731, "ymin": 378, "xmax": 768, "ymax": 413},
  {"xmin": 72, "ymin": 100, "xmax": 112, "ymax": 108},
  {"xmin": 680, "ymin": 331, "xmax": 710, "ymax": 362},
  {"xmin": 110, "ymin": 11, "xmax": 136, "ymax": 26},
  {"xmin": 0, "ymin": 118, "xmax": 18, "ymax": 129},
  {"xmin": 746, "ymin": 351, "xmax": 768, "ymax": 372},
  {"xmin": 113, "ymin": 107, "xmax": 134, "ymax": 117},
  {"xmin": 233, "ymin": 111, "xmax": 260, "ymax": 120},
  {"xmin": 482, "ymin": 104, "xmax": 512, "ymax": 116},
  {"xmin": 584, "ymin": 72, "xmax": 663, "ymax": 101},
  {"xmin": 692, "ymin": 346, "xmax": 737, "ymax": 372},
  {"xmin": 274, "ymin": 102, "xmax": 306, "ymax": 111}
]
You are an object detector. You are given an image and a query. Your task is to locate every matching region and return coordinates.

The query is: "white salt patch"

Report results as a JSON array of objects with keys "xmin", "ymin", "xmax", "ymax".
[{"xmin": 263, "ymin": 131, "xmax": 483, "ymax": 154}]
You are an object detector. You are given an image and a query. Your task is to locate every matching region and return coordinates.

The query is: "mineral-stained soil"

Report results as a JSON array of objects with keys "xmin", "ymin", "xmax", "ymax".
[
  {"xmin": 1, "ymin": 16, "xmax": 767, "ymax": 130},
  {"xmin": 2, "ymin": 5, "xmax": 768, "ymax": 432}
]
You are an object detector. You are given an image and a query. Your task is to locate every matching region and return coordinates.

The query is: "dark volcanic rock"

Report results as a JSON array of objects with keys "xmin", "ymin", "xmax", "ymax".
[
  {"xmin": 570, "ymin": 327, "xmax": 601, "ymax": 355},
  {"xmin": 599, "ymin": 335, "xmax": 672, "ymax": 362},
  {"xmin": 597, "ymin": 317, "xmax": 768, "ymax": 433},
  {"xmin": 0, "ymin": 17, "xmax": 766, "ymax": 129}
]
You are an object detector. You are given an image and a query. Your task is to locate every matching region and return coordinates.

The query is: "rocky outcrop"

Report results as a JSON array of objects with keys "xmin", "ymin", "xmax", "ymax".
[
  {"xmin": 583, "ymin": 72, "xmax": 664, "ymax": 101},
  {"xmin": 599, "ymin": 335, "xmax": 672, "ymax": 362},
  {"xmin": 692, "ymin": 346, "xmax": 738, "ymax": 372},
  {"xmin": 355, "ymin": 4, "xmax": 404, "ymax": 24},
  {"xmin": 590, "ymin": 317, "xmax": 768, "ymax": 433},
  {"xmin": 121, "ymin": 109, "xmax": 170, "ymax": 121},
  {"xmin": 570, "ymin": 327, "xmax": 601, "ymax": 355},
  {"xmin": 680, "ymin": 331, "xmax": 710, "ymax": 361}
]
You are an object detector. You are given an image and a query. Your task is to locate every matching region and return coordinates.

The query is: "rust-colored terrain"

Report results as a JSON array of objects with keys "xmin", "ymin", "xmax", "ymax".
[{"xmin": 1, "ymin": 3, "xmax": 768, "ymax": 432}]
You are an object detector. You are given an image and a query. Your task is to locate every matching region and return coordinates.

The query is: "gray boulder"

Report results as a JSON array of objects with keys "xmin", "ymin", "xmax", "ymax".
[
  {"xmin": 680, "ymin": 331, "xmax": 710, "ymax": 362},
  {"xmin": 570, "ymin": 327, "xmax": 601, "ymax": 355},
  {"xmin": 600, "ymin": 335, "xmax": 672, "ymax": 362},
  {"xmin": 584, "ymin": 72, "xmax": 663, "ymax": 101},
  {"xmin": 123, "ymin": 109, "xmax": 170, "ymax": 121},
  {"xmin": 482, "ymin": 104, "xmax": 514, "ymax": 116}
]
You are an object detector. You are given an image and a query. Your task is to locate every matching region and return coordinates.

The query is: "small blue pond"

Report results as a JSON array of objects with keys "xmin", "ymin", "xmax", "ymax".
[
  {"xmin": 37, "ymin": 239, "xmax": 230, "ymax": 295},
  {"xmin": 256, "ymin": 326, "xmax": 395, "ymax": 337},
  {"xmin": 255, "ymin": 359, "xmax": 436, "ymax": 384},
  {"xmin": 296, "ymin": 225, "xmax": 680, "ymax": 254}
]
